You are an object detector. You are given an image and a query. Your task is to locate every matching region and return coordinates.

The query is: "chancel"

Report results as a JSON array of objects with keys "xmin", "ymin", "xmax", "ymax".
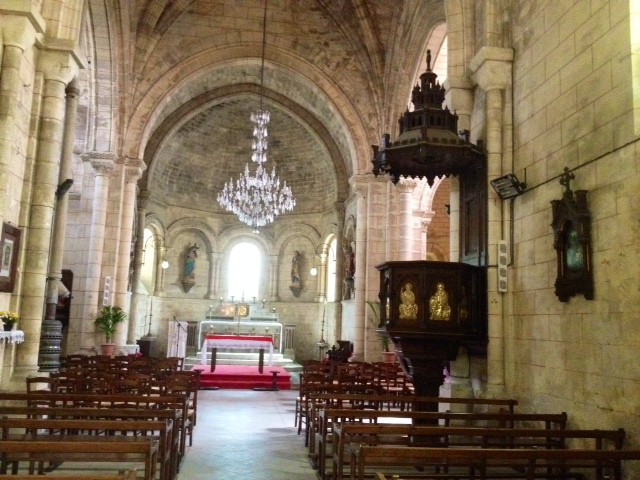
[{"xmin": 1, "ymin": 1, "xmax": 640, "ymax": 478}]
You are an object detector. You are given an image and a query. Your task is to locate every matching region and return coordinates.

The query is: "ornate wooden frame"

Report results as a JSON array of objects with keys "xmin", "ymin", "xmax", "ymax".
[
  {"xmin": 0, "ymin": 223, "xmax": 20, "ymax": 293},
  {"xmin": 551, "ymin": 168, "xmax": 593, "ymax": 302}
]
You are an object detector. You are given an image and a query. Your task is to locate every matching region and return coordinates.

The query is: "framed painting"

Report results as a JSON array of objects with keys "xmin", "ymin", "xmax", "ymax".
[{"xmin": 0, "ymin": 223, "xmax": 20, "ymax": 293}]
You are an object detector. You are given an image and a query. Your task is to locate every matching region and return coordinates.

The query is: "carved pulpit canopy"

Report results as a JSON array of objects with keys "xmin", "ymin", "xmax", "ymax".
[
  {"xmin": 371, "ymin": 50, "xmax": 485, "ymax": 185},
  {"xmin": 551, "ymin": 168, "xmax": 593, "ymax": 302}
]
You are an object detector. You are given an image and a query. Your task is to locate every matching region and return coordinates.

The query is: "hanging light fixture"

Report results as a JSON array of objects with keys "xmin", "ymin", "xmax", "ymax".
[{"xmin": 217, "ymin": 0, "xmax": 295, "ymax": 230}]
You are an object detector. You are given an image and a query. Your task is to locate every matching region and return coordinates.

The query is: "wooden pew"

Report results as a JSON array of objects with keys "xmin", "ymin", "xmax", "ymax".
[
  {"xmin": 0, "ymin": 406, "xmax": 181, "ymax": 480},
  {"xmin": 306, "ymin": 393, "xmax": 518, "ymax": 464},
  {"xmin": 0, "ymin": 470, "xmax": 137, "ymax": 480},
  {"xmin": 326, "ymin": 411, "xmax": 568, "ymax": 480},
  {"xmin": 0, "ymin": 392, "xmax": 189, "ymax": 464},
  {"xmin": 0, "ymin": 417, "xmax": 172, "ymax": 480},
  {"xmin": 334, "ymin": 425, "xmax": 625, "ymax": 479},
  {"xmin": 0, "ymin": 439, "xmax": 158, "ymax": 480},
  {"xmin": 349, "ymin": 445, "xmax": 640, "ymax": 480}
]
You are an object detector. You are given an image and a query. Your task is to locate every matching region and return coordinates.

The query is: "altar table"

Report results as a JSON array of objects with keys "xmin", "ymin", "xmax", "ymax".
[{"xmin": 200, "ymin": 335, "xmax": 274, "ymax": 373}]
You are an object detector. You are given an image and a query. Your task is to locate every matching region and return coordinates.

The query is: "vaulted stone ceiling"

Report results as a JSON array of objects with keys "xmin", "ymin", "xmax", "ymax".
[{"xmin": 120, "ymin": 0, "xmax": 445, "ymax": 217}]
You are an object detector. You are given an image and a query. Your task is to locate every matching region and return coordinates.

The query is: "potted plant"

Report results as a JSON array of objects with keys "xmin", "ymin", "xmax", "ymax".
[
  {"xmin": 94, "ymin": 305, "xmax": 127, "ymax": 356},
  {"xmin": 0, "ymin": 311, "xmax": 19, "ymax": 331},
  {"xmin": 366, "ymin": 301, "xmax": 394, "ymax": 362}
]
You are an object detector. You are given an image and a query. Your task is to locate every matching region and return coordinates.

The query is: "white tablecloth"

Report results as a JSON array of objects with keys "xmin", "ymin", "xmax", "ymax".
[
  {"xmin": 200, "ymin": 335, "xmax": 274, "ymax": 366},
  {"xmin": 0, "ymin": 330, "xmax": 24, "ymax": 344}
]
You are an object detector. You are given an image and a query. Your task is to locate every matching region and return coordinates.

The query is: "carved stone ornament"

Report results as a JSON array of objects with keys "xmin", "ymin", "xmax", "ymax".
[{"xmin": 551, "ymin": 168, "xmax": 594, "ymax": 302}]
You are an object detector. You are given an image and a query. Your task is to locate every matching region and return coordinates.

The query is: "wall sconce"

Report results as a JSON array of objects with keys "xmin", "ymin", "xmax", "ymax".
[
  {"xmin": 309, "ymin": 243, "xmax": 336, "ymax": 276},
  {"xmin": 143, "ymin": 233, "xmax": 170, "ymax": 269},
  {"xmin": 490, "ymin": 173, "xmax": 526, "ymax": 200}
]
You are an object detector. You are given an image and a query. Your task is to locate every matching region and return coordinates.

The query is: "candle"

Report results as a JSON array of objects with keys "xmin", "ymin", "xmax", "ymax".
[{"xmin": 150, "ymin": 298, "xmax": 153, "ymax": 315}]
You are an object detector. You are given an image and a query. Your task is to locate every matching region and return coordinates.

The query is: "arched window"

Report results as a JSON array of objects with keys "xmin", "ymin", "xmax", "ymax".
[
  {"xmin": 227, "ymin": 242, "xmax": 261, "ymax": 300},
  {"xmin": 326, "ymin": 238, "xmax": 338, "ymax": 302}
]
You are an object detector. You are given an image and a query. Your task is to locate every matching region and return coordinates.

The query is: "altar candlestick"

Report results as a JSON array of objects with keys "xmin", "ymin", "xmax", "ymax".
[{"xmin": 150, "ymin": 298, "xmax": 153, "ymax": 315}]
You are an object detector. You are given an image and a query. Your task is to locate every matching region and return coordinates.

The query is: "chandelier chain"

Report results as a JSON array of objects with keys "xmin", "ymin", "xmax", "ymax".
[{"xmin": 217, "ymin": 0, "xmax": 296, "ymax": 229}]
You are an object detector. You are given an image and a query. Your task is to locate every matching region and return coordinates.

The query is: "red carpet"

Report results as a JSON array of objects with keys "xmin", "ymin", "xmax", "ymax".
[{"xmin": 191, "ymin": 364, "xmax": 291, "ymax": 390}]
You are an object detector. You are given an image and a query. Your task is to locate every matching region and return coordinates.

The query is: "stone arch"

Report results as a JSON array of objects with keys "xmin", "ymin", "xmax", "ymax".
[
  {"xmin": 124, "ymin": 46, "xmax": 371, "ymax": 177},
  {"xmin": 141, "ymin": 82, "xmax": 349, "ymax": 202}
]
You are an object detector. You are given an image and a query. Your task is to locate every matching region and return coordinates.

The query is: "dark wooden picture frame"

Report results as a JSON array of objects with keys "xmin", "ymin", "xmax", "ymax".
[
  {"xmin": 0, "ymin": 223, "xmax": 20, "ymax": 293},
  {"xmin": 551, "ymin": 169, "xmax": 593, "ymax": 302}
]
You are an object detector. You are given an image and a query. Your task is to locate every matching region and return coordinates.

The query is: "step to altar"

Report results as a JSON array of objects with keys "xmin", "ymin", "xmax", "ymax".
[
  {"xmin": 184, "ymin": 351, "xmax": 298, "ymax": 369},
  {"xmin": 191, "ymin": 364, "xmax": 292, "ymax": 390}
]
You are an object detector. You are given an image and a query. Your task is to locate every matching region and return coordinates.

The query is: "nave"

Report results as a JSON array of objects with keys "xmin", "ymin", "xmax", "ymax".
[{"xmin": 179, "ymin": 389, "xmax": 316, "ymax": 479}]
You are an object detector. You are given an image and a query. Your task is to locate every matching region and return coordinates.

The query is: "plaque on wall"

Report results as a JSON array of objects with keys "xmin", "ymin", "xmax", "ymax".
[{"xmin": 551, "ymin": 168, "xmax": 593, "ymax": 302}]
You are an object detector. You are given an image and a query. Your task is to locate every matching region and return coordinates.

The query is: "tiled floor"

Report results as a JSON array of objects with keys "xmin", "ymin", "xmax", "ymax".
[{"xmin": 178, "ymin": 388, "xmax": 317, "ymax": 479}]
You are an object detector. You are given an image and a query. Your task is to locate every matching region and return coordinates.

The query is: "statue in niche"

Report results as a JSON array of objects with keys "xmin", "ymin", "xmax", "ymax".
[
  {"xmin": 399, "ymin": 283, "xmax": 418, "ymax": 320},
  {"xmin": 289, "ymin": 250, "xmax": 302, "ymax": 298},
  {"xmin": 429, "ymin": 282, "xmax": 451, "ymax": 321},
  {"xmin": 343, "ymin": 241, "xmax": 355, "ymax": 300},
  {"xmin": 181, "ymin": 244, "xmax": 199, "ymax": 293}
]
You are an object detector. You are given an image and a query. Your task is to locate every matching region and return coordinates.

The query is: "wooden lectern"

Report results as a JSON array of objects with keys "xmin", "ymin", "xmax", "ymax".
[{"xmin": 376, "ymin": 261, "xmax": 487, "ymax": 402}]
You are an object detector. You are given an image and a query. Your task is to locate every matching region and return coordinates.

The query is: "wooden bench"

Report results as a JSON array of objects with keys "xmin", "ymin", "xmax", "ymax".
[
  {"xmin": 333, "ymin": 425, "xmax": 625, "ymax": 479},
  {"xmin": 326, "ymin": 412, "xmax": 568, "ymax": 480},
  {"xmin": 0, "ymin": 439, "xmax": 158, "ymax": 480},
  {"xmin": 349, "ymin": 445, "xmax": 640, "ymax": 480},
  {"xmin": 0, "ymin": 417, "xmax": 172, "ymax": 480},
  {"xmin": 306, "ymin": 394, "xmax": 518, "ymax": 466},
  {"xmin": 0, "ymin": 406, "xmax": 181, "ymax": 480},
  {"xmin": 0, "ymin": 391, "xmax": 189, "ymax": 465},
  {"xmin": 0, "ymin": 470, "xmax": 137, "ymax": 479}
]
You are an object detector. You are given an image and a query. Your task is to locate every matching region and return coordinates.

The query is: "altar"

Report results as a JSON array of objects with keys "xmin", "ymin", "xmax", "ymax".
[
  {"xmin": 200, "ymin": 335, "xmax": 274, "ymax": 372},
  {"xmin": 197, "ymin": 317, "xmax": 283, "ymax": 353}
]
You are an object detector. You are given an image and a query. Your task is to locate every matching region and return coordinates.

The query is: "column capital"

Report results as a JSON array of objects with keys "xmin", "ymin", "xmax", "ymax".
[
  {"xmin": 138, "ymin": 190, "xmax": 151, "ymax": 210},
  {"xmin": 0, "ymin": 12, "xmax": 44, "ymax": 50},
  {"xmin": 469, "ymin": 46, "xmax": 514, "ymax": 91},
  {"xmin": 38, "ymin": 49, "xmax": 80, "ymax": 84},
  {"xmin": 349, "ymin": 175, "xmax": 371, "ymax": 198},
  {"xmin": 125, "ymin": 166, "xmax": 143, "ymax": 184},
  {"xmin": 397, "ymin": 179, "xmax": 418, "ymax": 193}
]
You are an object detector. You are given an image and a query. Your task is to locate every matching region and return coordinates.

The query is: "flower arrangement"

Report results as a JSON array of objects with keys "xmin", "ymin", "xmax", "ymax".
[{"xmin": 0, "ymin": 311, "xmax": 19, "ymax": 330}]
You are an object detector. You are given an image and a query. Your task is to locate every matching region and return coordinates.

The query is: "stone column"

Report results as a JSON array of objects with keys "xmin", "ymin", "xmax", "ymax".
[
  {"xmin": 420, "ymin": 211, "xmax": 435, "ymax": 259},
  {"xmin": 268, "ymin": 255, "xmax": 280, "ymax": 302},
  {"xmin": 128, "ymin": 190, "xmax": 150, "ymax": 343},
  {"xmin": 0, "ymin": 17, "xmax": 40, "ymax": 226},
  {"xmin": 314, "ymin": 250, "xmax": 328, "ymax": 303},
  {"xmin": 113, "ymin": 165, "xmax": 143, "ymax": 350},
  {"xmin": 209, "ymin": 253, "xmax": 221, "ymax": 299},
  {"xmin": 350, "ymin": 178, "xmax": 368, "ymax": 361},
  {"xmin": 469, "ymin": 46, "xmax": 514, "ymax": 396},
  {"xmin": 40, "ymin": 79, "xmax": 80, "ymax": 372},
  {"xmin": 334, "ymin": 202, "xmax": 345, "ymax": 341},
  {"xmin": 154, "ymin": 244, "xmax": 168, "ymax": 296},
  {"xmin": 18, "ymin": 51, "xmax": 77, "ymax": 379},
  {"xmin": 77, "ymin": 154, "xmax": 115, "ymax": 354},
  {"xmin": 397, "ymin": 180, "xmax": 417, "ymax": 261}
]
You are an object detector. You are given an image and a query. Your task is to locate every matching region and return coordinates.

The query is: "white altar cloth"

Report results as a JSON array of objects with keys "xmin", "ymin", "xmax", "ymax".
[
  {"xmin": 0, "ymin": 330, "xmax": 24, "ymax": 344},
  {"xmin": 200, "ymin": 335, "xmax": 274, "ymax": 366}
]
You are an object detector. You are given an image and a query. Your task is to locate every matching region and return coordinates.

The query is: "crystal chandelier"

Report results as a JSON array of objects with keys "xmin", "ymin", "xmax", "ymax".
[{"xmin": 217, "ymin": 0, "xmax": 295, "ymax": 229}]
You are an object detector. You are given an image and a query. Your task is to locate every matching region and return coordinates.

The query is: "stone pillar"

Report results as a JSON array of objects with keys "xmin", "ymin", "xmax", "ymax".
[
  {"xmin": 77, "ymin": 154, "xmax": 115, "ymax": 354},
  {"xmin": 420, "ymin": 211, "xmax": 435, "ymax": 259},
  {"xmin": 128, "ymin": 190, "xmax": 150, "ymax": 343},
  {"xmin": 18, "ymin": 51, "xmax": 77, "ymax": 379},
  {"xmin": 113, "ymin": 165, "xmax": 143, "ymax": 350},
  {"xmin": 397, "ymin": 180, "xmax": 417, "ymax": 260},
  {"xmin": 350, "ymin": 178, "xmax": 368, "ymax": 361},
  {"xmin": 154, "ymin": 244, "xmax": 168, "ymax": 296},
  {"xmin": 0, "ymin": 17, "xmax": 40, "ymax": 226},
  {"xmin": 334, "ymin": 202, "xmax": 345, "ymax": 340},
  {"xmin": 40, "ymin": 79, "xmax": 80, "ymax": 372},
  {"xmin": 268, "ymin": 255, "xmax": 280, "ymax": 302},
  {"xmin": 314, "ymin": 250, "xmax": 328, "ymax": 303},
  {"xmin": 209, "ymin": 252, "xmax": 221, "ymax": 299},
  {"xmin": 469, "ymin": 46, "xmax": 514, "ymax": 395}
]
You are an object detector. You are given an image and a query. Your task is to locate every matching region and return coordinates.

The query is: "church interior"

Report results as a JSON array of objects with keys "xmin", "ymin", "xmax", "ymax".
[{"xmin": 1, "ymin": 0, "xmax": 640, "ymax": 477}]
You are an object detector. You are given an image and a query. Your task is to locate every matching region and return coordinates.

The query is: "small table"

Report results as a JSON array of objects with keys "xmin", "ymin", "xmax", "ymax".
[{"xmin": 200, "ymin": 335, "xmax": 274, "ymax": 373}]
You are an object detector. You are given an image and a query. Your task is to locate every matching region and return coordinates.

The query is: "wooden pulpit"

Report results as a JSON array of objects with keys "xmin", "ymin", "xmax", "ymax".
[{"xmin": 376, "ymin": 261, "xmax": 487, "ymax": 402}]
